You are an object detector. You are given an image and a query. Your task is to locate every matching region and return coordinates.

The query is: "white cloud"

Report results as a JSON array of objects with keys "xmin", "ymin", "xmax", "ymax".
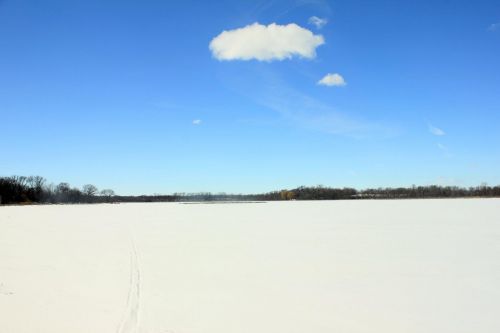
[
  {"xmin": 257, "ymin": 80, "xmax": 395, "ymax": 138},
  {"xmin": 428, "ymin": 124, "xmax": 445, "ymax": 136},
  {"xmin": 488, "ymin": 22, "xmax": 500, "ymax": 31},
  {"xmin": 437, "ymin": 143, "xmax": 446, "ymax": 150},
  {"xmin": 317, "ymin": 73, "xmax": 346, "ymax": 86},
  {"xmin": 436, "ymin": 143, "xmax": 452, "ymax": 158},
  {"xmin": 308, "ymin": 16, "xmax": 328, "ymax": 29},
  {"xmin": 215, "ymin": 65, "xmax": 397, "ymax": 138},
  {"xmin": 192, "ymin": 119, "xmax": 202, "ymax": 125},
  {"xmin": 209, "ymin": 22, "xmax": 324, "ymax": 61}
]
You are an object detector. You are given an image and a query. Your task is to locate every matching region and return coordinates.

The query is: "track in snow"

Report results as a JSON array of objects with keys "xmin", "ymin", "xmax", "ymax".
[{"xmin": 116, "ymin": 235, "xmax": 141, "ymax": 333}]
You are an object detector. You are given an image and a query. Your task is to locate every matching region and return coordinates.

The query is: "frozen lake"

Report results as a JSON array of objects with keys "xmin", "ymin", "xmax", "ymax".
[{"xmin": 1, "ymin": 199, "xmax": 499, "ymax": 333}]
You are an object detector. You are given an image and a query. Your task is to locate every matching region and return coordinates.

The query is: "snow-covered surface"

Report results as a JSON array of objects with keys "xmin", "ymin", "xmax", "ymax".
[{"xmin": 0, "ymin": 199, "xmax": 499, "ymax": 333}]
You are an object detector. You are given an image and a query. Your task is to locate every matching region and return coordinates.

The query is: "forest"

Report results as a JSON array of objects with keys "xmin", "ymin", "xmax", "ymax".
[{"xmin": 1, "ymin": 175, "xmax": 500, "ymax": 205}]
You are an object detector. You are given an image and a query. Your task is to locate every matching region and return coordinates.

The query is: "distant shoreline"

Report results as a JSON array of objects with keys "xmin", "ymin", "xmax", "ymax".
[
  {"xmin": 2, "ymin": 196, "xmax": 500, "ymax": 208},
  {"xmin": 2, "ymin": 175, "xmax": 500, "ymax": 205}
]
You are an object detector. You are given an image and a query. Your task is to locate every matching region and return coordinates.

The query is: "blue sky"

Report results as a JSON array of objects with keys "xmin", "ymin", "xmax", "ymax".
[{"xmin": 1, "ymin": 0, "xmax": 499, "ymax": 194}]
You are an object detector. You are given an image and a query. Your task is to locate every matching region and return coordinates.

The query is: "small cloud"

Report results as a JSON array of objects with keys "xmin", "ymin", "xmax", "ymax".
[
  {"xmin": 436, "ymin": 143, "xmax": 453, "ymax": 158},
  {"xmin": 318, "ymin": 73, "xmax": 346, "ymax": 87},
  {"xmin": 308, "ymin": 16, "xmax": 328, "ymax": 29},
  {"xmin": 259, "ymin": 84, "xmax": 395, "ymax": 138},
  {"xmin": 488, "ymin": 22, "xmax": 500, "ymax": 31},
  {"xmin": 192, "ymin": 119, "xmax": 202, "ymax": 125},
  {"xmin": 209, "ymin": 22, "xmax": 324, "ymax": 61},
  {"xmin": 428, "ymin": 124, "xmax": 445, "ymax": 136}
]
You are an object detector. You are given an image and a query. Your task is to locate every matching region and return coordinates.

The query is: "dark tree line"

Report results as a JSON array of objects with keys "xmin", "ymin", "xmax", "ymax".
[
  {"xmin": 0, "ymin": 176, "xmax": 114, "ymax": 205},
  {"xmin": 85, "ymin": 184, "xmax": 500, "ymax": 202},
  {"xmin": 1, "ymin": 175, "xmax": 500, "ymax": 205},
  {"xmin": 0, "ymin": 176, "xmax": 46, "ymax": 204},
  {"xmin": 259, "ymin": 184, "xmax": 500, "ymax": 200}
]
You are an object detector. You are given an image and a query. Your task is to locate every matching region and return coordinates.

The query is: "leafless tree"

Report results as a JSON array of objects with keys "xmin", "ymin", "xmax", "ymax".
[
  {"xmin": 100, "ymin": 189, "xmax": 115, "ymax": 203},
  {"xmin": 57, "ymin": 182, "xmax": 71, "ymax": 193},
  {"xmin": 100, "ymin": 189, "xmax": 115, "ymax": 196},
  {"xmin": 82, "ymin": 184, "xmax": 98, "ymax": 196}
]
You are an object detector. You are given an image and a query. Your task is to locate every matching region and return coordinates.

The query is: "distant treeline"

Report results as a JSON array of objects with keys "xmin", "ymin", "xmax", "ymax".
[
  {"xmin": 0, "ymin": 176, "xmax": 115, "ymax": 205},
  {"xmin": 1, "ymin": 175, "xmax": 500, "ymax": 205},
  {"xmin": 263, "ymin": 185, "xmax": 500, "ymax": 200}
]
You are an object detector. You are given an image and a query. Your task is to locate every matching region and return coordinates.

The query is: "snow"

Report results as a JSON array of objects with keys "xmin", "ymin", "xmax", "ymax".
[{"xmin": 1, "ymin": 199, "xmax": 499, "ymax": 333}]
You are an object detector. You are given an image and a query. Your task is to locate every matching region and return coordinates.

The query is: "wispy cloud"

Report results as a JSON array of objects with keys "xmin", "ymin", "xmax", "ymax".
[
  {"xmin": 308, "ymin": 16, "xmax": 328, "ymax": 29},
  {"xmin": 214, "ymin": 61, "xmax": 396, "ymax": 138},
  {"xmin": 318, "ymin": 73, "xmax": 346, "ymax": 87},
  {"xmin": 428, "ymin": 124, "xmax": 445, "ymax": 136},
  {"xmin": 192, "ymin": 119, "xmax": 202, "ymax": 125},
  {"xmin": 257, "ymin": 78, "xmax": 395, "ymax": 138},
  {"xmin": 209, "ymin": 22, "xmax": 324, "ymax": 61},
  {"xmin": 488, "ymin": 22, "xmax": 500, "ymax": 31},
  {"xmin": 437, "ymin": 143, "xmax": 446, "ymax": 150},
  {"xmin": 437, "ymin": 143, "xmax": 452, "ymax": 158}
]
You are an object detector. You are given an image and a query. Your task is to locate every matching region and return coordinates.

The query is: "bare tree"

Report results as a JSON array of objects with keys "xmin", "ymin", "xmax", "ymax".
[
  {"xmin": 82, "ymin": 184, "xmax": 98, "ymax": 196},
  {"xmin": 57, "ymin": 182, "xmax": 71, "ymax": 193},
  {"xmin": 100, "ymin": 189, "xmax": 115, "ymax": 203},
  {"xmin": 100, "ymin": 189, "xmax": 115, "ymax": 196}
]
